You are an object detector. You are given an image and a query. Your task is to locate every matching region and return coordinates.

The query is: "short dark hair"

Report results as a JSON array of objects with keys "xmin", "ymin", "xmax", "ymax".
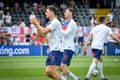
[
  {"xmin": 46, "ymin": 5, "xmax": 57, "ymax": 15},
  {"xmin": 99, "ymin": 16, "xmax": 106, "ymax": 23},
  {"xmin": 66, "ymin": 8, "xmax": 74, "ymax": 15}
]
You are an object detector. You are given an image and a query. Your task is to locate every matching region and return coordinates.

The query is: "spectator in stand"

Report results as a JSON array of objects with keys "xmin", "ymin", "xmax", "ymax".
[
  {"xmin": 38, "ymin": 1, "xmax": 43, "ymax": 10},
  {"xmin": 96, "ymin": 0, "xmax": 101, "ymax": 8},
  {"xmin": 77, "ymin": 23, "xmax": 84, "ymax": 45},
  {"xmin": 0, "ymin": 0, "xmax": 4, "ymax": 10},
  {"xmin": 10, "ymin": 0, "xmax": 15, "ymax": 8},
  {"xmin": 60, "ymin": 2, "xmax": 66, "ymax": 11},
  {"xmin": 69, "ymin": 0, "xmax": 76, "ymax": 8},
  {"xmin": 23, "ymin": 0, "xmax": 29, "ymax": 10},
  {"xmin": 30, "ymin": 23, "xmax": 37, "ymax": 35},
  {"xmin": 0, "ymin": 10, "xmax": 5, "ymax": 27},
  {"xmin": 31, "ymin": 33, "xmax": 37, "ymax": 45},
  {"xmin": 107, "ymin": 11, "xmax": 113, "ymax": 22},
  {"xmin": 14, "ymin": 2, "xmax": 20, "ymax": 10},
  {"xmin": 82, "ymin": 0, "xmax": 89, "ymax": 8},
  {"xmin": 5, "ymin": 12, "xmax": 12, "ymax": 26},
  {"xmin": 37, "ymin": 36, "xmax": 44, "ymax": 45},
  {"xmin": 4, "ymin": 7, "xmax": 10, "ymax": 14},
  {"xmin": 30, "ymin": 12, "xmax": 36, "ymax": 20},
  {"xmin": 14, "ymin": 37, "xmax": 21, "ymax": 45},
  {"xmin": 59, "ymin": 15, "xmax": 64, "ymax": 23},
  {"xmin": 0, "ymin": 38, "xmax": 3, "ymax": 45},
  {"xmin": 25, "ymin": 34, "xmax": 31, "ymax": 45},
  {"xmin": 4, "ymin": 34, "xmax": 12, "ymax": 45},
  {"xmin": 12, "ymin": 22, "xmax": 19, "ymax": 28},
  {"xmin": 9, "ymin": 36, "xmax": 15, "ymax": 45},
  {"xmin": 18, "ymin": 21, "xmax": 26, "ymax": 27},
  {"xmin": 30, "ymin": 11, "xmax": 37, "ymax": 34},
  {"xmin": 107, "ymin": 28, "xmax": 117, "ymax": 46},
  {"xmin": 0, "ymin": 35, "xmax": 4, "ymax": 45},
  {"xmin": 106, "ymin": 22, "xmax": 117, "ymax": 46},
  {"xmin": 32, "ymin": 1, "xmax": 38, "ymax": 10}
]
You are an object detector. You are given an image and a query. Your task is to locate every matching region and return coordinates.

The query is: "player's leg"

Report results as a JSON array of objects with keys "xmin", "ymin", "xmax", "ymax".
[
  {"xmin": 56, "ymin": 66, "xmax": 68, "ymax": 80},
  {"xmin": 98, "ymin": 57, "xmax": 104, "ymax": 78},
  {"xmin": 85, "ymin": 58, "xmax": 98, "ymax": 80},
  {"xmin": 85, "ymin": 49, "xmax": 102, "ymax": 80},
  {"xmin": 98, "ymin": 57, "xmax": 108, "ymax": 80},
  {"xmin": 60, "ymin": 63, "xmax": 69, "ymax": 78},
  {"xmin": 45, "ymin": 65, "xmax": 54, "ymax": 78},
  {"xmin": 60, "ymin": 49, "xmax": 80, "ymax": 80},
  {"xmin": 46, "ymin": 65, "xmax": 66, "ymax": 80},
  {"xmin": 45, "ymin": 53, "xmax": 55, "ymax": 79},
  {"xmin": 56, "ymin": 51, "xmax": 63, "ymax": 71},
  {"xmin": 60, "ymin": 63, "xmax": 80, "ymax": 80},
  {"xmin": 56, "ymin": 51, "xmax": 66, "ymax": 79},
  {"xmin": 45, "ymin": 51, "xmax": 66, "ymax": 80},
  {"xmin": 53, "ymin": 51, "xmax": 67, "ymax": 80},
  {"xmin": 56, "ymin": 51, "xmax": 65, "ymax": 74}
]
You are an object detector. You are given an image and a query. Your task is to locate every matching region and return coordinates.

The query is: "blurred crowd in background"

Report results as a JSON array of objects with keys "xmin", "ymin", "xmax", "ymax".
[{"xmin": 0, "ymin": 0, "xmax": 118, "ymax": 46}]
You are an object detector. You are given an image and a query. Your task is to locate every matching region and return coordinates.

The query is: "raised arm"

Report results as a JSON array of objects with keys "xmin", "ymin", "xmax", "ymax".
[{"xmin": 30, "ymin": 18, "xmax": 51, "ymax": 38}]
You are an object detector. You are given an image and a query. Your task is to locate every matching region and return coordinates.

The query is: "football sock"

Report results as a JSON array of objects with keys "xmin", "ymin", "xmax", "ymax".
[
  {"xmin": 98, "ymin": 61, "xmax": 104, "ymax": 78},
  {"xmin": 86, "ymin": 62, "xmax": 96, "ymax": 78},
  {"xmin": 61, "ymin": 76, "xmax": 67, "ymax": 80},
  {"xmin": 63, "ymin": 75, "xmax": 67, "ymax": 79},
  {"xmin": 69, "ymin": 71, "xmax": 79, "ymax": 80}
]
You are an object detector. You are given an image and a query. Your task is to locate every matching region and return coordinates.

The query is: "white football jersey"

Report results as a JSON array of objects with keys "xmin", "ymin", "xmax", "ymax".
[
  {"xmin": 91, "ymin": 24, "xmax": 113, "ymax": 50},
  {"xmin": 46, "ymin": 18, "xmax": 62, "ymax": 51},
  {"xmin": 61, "ymin": 19, "xmax": 77, "ymax": 51}
]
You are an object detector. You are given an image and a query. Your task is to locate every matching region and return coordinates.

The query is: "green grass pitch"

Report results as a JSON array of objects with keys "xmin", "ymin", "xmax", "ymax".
[{"xmin": 0, "ymin": 56, "xmax": 120, "ymax": 80}]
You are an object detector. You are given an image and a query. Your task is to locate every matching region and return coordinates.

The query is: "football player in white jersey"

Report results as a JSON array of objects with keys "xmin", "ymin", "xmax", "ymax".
[
  {"xmin": 31, "ymin": 5, "xmax": 66, "ymax": 80},
  {"xmin": 84, "ymin": 16, "xmax": 120, "ymax": 80},
  {"xmin": 60, "ymin": 8, "xmax": 80, "ymax": 80}
]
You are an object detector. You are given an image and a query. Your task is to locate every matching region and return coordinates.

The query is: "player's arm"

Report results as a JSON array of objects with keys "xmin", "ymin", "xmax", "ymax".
[
  {"xmin": 108, "ymin": 27, "xmax": 120, "ymax": 43},
  {"xmin": 84, "ymin": 33, "xmax": 92, "ymax": 47},
  {"xmin": 83, "ymin": 33, "xmax": 93, "ymax": 55},
  {"xmin": 36, "ymin": 29, "xmax": 45, "ymax": 38},
  {"xmin": 31, "ymin": 18, "xmax": 51, "ymax": 38},
  {"xmin": 109, "ymin": 34, "xmax": 120, "ymax": 43}
]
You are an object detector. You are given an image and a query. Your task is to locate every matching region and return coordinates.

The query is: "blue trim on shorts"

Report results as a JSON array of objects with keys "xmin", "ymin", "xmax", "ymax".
[
  {"xmin": 92, "ymin": 49, "xmax": 102, "ymax": 59},
  {"xmin": 46, "ymin": 50, "xmax": 63, "ymax": 66},
  {"xmin": 61, "ymin": 49, "xmax": 74, "ymax": 66}
]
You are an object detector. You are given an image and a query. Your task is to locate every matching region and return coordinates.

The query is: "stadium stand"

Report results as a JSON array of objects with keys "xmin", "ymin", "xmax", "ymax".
[
  {"xmin": 111, "ymin": 7, "xmax": 120, "ymax": 26},
  {"xmin": 1, "ymin": 0, "xmax": 118, "ymax": 46},
  {"xmin": 95, "ymin": 9, "xmax": 110, "ymax": 24},
  {"xmin": 0, "ymin": 0, "xmax": 91, "ymax": 27}
]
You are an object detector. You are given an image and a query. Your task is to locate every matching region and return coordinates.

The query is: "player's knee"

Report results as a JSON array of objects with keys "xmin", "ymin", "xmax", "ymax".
[
  {"xmin": 93, "ymin": 58, "xmax": 99, "ymax": 63},
  {"xmin": 46, "ymin": 71, "xmax": 51, "ymax": 77},
  {"xmin": 99, "ymin": 58, "xmax": 103, "ymax": 62},
  {"xmin": 58, "ymin": 66, "xmax": 62, "ymax": 71},
  {"xmin": 60, "ymin": 65, "xmax": 68, "ymax": 75},
  {"xmin": 46, "ymin": 70, "xmax": 52, "ymax": 77},
  {"xmin": 60, "ymin": 64, "xmax": 65, "ymax": 70}
]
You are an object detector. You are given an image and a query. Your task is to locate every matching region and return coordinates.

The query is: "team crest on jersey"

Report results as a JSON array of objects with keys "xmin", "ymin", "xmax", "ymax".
[{"xmin": 62, "ymin": 21, "xmax": 70, "ymax": 31}]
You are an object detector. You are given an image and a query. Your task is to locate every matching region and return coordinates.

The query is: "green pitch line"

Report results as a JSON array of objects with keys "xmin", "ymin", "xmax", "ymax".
[{"xmin": 0, "ymin": 56, "xmax": 120, "ymax": 80}]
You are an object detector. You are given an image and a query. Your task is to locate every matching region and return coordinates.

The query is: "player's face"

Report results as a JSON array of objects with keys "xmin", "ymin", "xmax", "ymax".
[
  {"xmin": 45, "ymin": 9, "xmax": 51, "ymax": 18},
  {"xmin": 64, "ymin": 9, "xmax": 70, "ymax": 19}
]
